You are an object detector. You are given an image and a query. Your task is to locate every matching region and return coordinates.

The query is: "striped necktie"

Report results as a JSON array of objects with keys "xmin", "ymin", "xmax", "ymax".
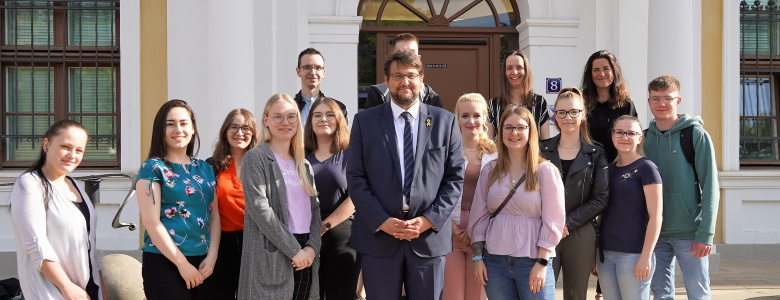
[{"xmin": 401, "ymin": 112, "xmax": 414, "ymax": 201}]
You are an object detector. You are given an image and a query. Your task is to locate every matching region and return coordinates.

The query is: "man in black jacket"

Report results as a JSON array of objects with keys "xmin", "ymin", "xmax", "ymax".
[
  {"xmin": 363, "ymin": 33, "xmax": 442, "ymax": 110},
  {"xmin": 295, "ymin": 48, "xmax": 348, "ymax": 124}
]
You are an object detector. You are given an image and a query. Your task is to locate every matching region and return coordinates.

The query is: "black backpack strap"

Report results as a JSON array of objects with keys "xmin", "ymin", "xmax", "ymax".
[
  {"xmin": 679, "ymin": 125, "xmax": 702, "ymax": 200},
  {"xmin": 680, "ymin": 125, "xmax": 695, "ymax": 167}
]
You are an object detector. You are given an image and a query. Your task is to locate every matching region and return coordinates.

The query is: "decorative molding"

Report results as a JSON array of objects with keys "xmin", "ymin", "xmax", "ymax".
[
  {"xmin": 309, "ymin": 16, "xmax": 363, "ymax": 44},
  {"xmin": 517, "ymin": 19, "xmax": 579, "ymax": 49}
]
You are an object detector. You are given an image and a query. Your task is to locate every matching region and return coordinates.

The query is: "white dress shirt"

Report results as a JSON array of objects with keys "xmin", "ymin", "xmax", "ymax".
[{"xmin": 390, "ymin": 100, "xmax": 420, "ymax": 210}]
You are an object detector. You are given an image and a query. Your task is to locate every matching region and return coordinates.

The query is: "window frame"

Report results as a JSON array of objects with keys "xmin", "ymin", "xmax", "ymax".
[
  {"xmin": 739, "ymin": 0, "xmax": 780, "ymax": 165},
  {"xmin": 0, "ymin": 0, "xmax": 120, "ymax": 169}
]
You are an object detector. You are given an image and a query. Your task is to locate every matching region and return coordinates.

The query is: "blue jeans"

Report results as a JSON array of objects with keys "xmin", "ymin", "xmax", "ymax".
[
  {"xmin": 597, "ymin": 251, "xmax": 655, "ymax": 300},
  {"xmin": 650, "ymin": 239, "xmax": 711, "ymax": 300},
  {"xmin": 483, "ymin": 251, "xmax": 556, "ymax": 300}
]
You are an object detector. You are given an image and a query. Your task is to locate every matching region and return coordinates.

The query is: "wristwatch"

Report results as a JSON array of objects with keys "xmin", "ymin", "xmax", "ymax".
[
  {"xmin": 324, "ymin": 221, "xmax": 332, "ymax": 229},
  {"xmin": 535, "ymin": 258, "xmax": 549, "ymax": 266}
]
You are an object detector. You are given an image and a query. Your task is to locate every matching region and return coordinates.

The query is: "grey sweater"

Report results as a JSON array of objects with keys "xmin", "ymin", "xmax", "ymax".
[{"xmin": 237, "ymin": 142, "xmax": 321, "ymax": 299}]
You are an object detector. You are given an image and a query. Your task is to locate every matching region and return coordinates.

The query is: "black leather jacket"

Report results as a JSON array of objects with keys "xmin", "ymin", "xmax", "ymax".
[{"xmin": 540, "ymin": 135, "xmax": 609, "ymax": 230}]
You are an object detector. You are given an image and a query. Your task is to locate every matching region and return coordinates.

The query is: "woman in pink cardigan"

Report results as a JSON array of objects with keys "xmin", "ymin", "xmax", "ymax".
[{"xmin": 468, "ymin": 104, "xmax": 566, "ymax": 300}]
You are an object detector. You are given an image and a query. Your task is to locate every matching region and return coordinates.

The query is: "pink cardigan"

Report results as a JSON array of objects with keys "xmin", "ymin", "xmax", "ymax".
[{"xmin": 467, "ymin": 160, "xmax": 565, "ymax": 258}]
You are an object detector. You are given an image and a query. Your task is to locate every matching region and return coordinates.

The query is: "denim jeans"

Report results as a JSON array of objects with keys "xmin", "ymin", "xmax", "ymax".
[
  {"xmin": 483, "ymin": 251, "xmax": 556, "ymax": 300},
  {"xmin": 597, "ymin": 250, "xmax": 655, "ymax": 300},
  {"xmin": 650, "ymin": 239, "xmax": 711, "ymax": 300}
]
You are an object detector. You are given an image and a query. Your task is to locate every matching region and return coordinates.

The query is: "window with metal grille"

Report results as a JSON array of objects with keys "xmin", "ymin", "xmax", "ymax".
[
  {"xmin": 0, "ymin": 0, "xmax": 119, "ymax": 169},
  {"xmin": 740, "ymin": 0, "xmax": 780, "ymax": 164}
]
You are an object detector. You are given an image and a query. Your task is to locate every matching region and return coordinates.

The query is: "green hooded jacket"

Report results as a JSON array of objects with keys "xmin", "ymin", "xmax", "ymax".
[{"xmin": 644, "ymin": 114, "xmax": 720, "ymax": 245}]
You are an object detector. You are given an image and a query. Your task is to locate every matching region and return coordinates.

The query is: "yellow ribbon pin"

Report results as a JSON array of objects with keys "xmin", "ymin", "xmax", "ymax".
[{"xmin": 426, "ymin": 118, "xmax": 431, "ymax": 127}]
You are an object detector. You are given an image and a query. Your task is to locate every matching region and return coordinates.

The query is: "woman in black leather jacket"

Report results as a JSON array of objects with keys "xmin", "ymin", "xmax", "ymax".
[{"xmin": 539, "ymin": 87, "xmax": 608, "ymax": 300}]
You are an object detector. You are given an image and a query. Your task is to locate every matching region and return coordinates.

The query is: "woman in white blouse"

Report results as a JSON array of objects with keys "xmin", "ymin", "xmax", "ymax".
[{"xmin": 10, "ymin": 120, "xmax": 102, "ymax": 300}]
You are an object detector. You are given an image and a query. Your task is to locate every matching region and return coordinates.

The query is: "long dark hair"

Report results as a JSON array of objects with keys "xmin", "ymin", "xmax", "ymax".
[
  {"xmin": 148, "ymin": 99, "xmax": 200, "ymax": 164},
  {"xmin": 580, "ymin": 50, "xmax": 631, "ymax": 111},
  {"xmin": 211, "ymin": 108, "xmax": 259, "ymax": 173},
  {"xmin": 26, "ymin": 119, "xmax": 88, "ymax": 209},
  {"xmin": 498, "ymin": 50, "xmax": 536, "ymax": 108}
]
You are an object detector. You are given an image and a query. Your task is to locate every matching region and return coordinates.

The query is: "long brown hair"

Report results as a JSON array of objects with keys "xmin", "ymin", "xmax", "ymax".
[
  {"xmin": 211, "ymin": 108, "xmax": 259, "ymax": 173},
  {"xmin": 581, "ymin": 50, "xmax": 631, "ymax": 110},
  {"xmin": 488, "ymin": 105, "xmax": 545, "ymax": 192},
  {"xmin": 498, "ymin": 50, "xmax": 536, "ymax": 108},
  {"xmin": 552, "ymin": 87, "xmax": 593, "ymax": 145},
  {"xmin": 455, "ymin": 93, "xmax": 496, "ymax": 159},
  {"xmin": 261, "ymin": 93, "xmax": 317, "ymax": 196},
  {"xmin": 304, "ymin": 97, "xmax": 349, "ymax": 154},
  {"xmin": 148, "ymin": 99, "xmax": 200, "ymax": 163}
]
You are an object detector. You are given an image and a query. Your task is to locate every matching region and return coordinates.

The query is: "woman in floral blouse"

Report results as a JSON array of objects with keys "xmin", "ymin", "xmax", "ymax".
[{"xmin": 135, "ymin": 99, "xmax": 220, "ymax": 299}]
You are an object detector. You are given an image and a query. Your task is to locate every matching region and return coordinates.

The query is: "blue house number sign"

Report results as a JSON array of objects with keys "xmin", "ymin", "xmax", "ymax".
[{"xmin": 546, "ymin": 78, "xmax": 562, "ymax": 94}]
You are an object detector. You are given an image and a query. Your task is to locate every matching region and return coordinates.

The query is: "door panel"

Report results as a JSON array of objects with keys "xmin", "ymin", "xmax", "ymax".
[{"xmin": 418, "ymin": 41, "xmax": 490, "ymax": 112}]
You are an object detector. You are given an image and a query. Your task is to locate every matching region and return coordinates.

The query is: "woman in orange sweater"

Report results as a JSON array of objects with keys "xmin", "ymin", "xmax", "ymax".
[{"xmin": 208, "ymin": 108, "xmax": 259, "ymax": 299}]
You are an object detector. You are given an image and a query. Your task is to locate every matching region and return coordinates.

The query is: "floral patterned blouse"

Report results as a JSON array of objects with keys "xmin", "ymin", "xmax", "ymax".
[{"xmin": 136, "ymin": 157, "xmax": 217, "ymax": 256}]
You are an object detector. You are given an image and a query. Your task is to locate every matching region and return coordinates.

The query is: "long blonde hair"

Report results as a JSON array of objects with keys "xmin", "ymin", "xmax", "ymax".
[
  {"xmin": 488, "ymin": 105, "xmax": 545, "ymax": 191},
  {"xmin": 261, "ymin": 93, "xmax": 317, "ymax": 196},
  {"xmin": 455, "ymin": 93, "xmax": 496, "ymax": 159}
]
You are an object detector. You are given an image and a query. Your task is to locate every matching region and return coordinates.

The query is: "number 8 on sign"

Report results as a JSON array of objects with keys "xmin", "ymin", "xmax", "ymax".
[{"xmin": 546, "ymin": 78, "xmax": 562, "ymax": 94}]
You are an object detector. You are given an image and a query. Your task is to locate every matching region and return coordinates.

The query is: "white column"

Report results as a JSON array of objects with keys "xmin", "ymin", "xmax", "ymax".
[
  {"xmin": 647, "ymin": 0, "xmax": 702, "ymax": 117},
  {"xmin": 517, "ymin": 19, "xmax": 580, "ymax": 100},
  {"xmin": 309, "ymin": 16, "xmax": 363, "ymax": 121},
  {"xmin": 615, "ymin": 0, "xmax": 650, "ymax": 122},
  {"xmin": 203, "ymin": 0, "xmax": 256, "ymax": 150},
  {"xmin": 253, "ymin": 0, "xmax": 310, "ymax": 115}
]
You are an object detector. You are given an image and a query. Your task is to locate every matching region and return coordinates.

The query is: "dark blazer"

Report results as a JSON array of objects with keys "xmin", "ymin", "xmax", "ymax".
[
  {"xmin": 363, "ymin": 83, "xmax": 443, "ymax": 110},
  {"xmin": 294, "ymin": 90, "xmax": 348, "ymax": 123},
  {"xmin": 347, "ymin": 102, "xmax": 465, "ymax": 258},
  {"xmin": 539, "ymin": 135, "xmax": 609, "ymax": 230}
]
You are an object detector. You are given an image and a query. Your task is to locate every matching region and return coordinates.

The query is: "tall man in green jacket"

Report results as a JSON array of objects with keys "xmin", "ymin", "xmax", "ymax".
[{"xmin": 643, "ymin": 75, "xmax": 720, "ymax": 300}]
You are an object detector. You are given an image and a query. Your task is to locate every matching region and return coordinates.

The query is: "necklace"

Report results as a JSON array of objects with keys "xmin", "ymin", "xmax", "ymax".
[
  {"xmin": 465, "ymin": 148, "xmax": 480, "ymax": 153},
  {"xmin": 558, "ymin": 144, "xmax": 581, "ymax": 150}
]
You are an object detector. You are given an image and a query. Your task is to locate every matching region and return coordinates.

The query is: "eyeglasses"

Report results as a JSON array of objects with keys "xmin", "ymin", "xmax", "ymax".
[
  {"xmin": 503, "ymin": 125, "xmax": 529, "ymax": 134},
  {"xmin": 648, "ymin": 96, "xmax": 678, "ymax": 104},
  {"xmin": 300, "ymin": 65, "xmax": 324, "ymax": 73},
  {"xmin": 554, "ymin": 109, "xmax": 583, "ymax": 119},
  {"xmin": 227, "ymin": 125, "xmax": 253, "ymax": 135},
  {"xmin": 270, "ymin": 114, "xmax": 298, "ymax": 124},
  {"xmin": 390, "ymin": 73, "xmax": 421, "ymax": 82},
  {"xmin": 312, "ymin": 112, "xmax": 336, "ymax": 121},
  {"xmin": 612, "ymin": 130, "xmax": 641, "ymax": 138}
]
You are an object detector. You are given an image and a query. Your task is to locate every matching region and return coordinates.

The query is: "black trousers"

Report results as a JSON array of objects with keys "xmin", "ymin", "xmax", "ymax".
[
  {"xmin": 142, "ymin": 252, "xmax": 214, "ymax": 300},
  {"xmin": 211, "ymin": 230, "xmax": 243, "ymax": 300},
  {"xmin": 319, "ymin": 218, "xmax": 361, "ymax": 300},
  {"xmin": 293, "ymin": 233, "xmax": 314, "ymax": 300}
]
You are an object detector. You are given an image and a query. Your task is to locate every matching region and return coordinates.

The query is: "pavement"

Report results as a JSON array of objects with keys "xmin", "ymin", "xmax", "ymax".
[{"xmin": 555, "ymin": 260, "xmax": 780, "ymax": 300}]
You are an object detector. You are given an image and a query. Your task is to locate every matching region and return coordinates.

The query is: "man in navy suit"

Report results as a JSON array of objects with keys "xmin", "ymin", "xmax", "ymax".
[{"xmin": 347, "ymin": 50, "xmax": 465, "ymax": 300}]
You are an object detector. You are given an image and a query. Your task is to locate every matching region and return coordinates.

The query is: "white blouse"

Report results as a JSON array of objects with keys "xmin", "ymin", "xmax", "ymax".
[{"xmin": 10, "ymin": 172, "xmax": 102, "ymax": 300}]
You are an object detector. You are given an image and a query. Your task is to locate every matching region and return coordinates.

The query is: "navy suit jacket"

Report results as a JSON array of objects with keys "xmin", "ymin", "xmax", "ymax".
[{"xmin": 347, "ymin": 102, "xmax": 465, "ymax": 258}]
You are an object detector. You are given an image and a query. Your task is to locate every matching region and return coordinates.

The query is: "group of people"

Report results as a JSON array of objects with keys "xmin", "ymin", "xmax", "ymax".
[{"xmin": 8, "ymin": 31, "xmax": 719, "ymax": 300}]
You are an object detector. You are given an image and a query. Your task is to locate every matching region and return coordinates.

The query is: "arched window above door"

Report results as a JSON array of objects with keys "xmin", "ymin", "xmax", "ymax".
[{"xmin": 358, "ymin": 0, "xmax": 520, "ymax": 28}]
